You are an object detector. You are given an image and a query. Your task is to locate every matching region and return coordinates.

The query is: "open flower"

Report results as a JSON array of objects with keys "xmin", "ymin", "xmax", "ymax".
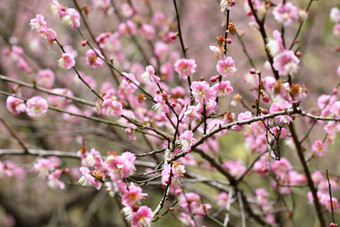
[
  {"xmin": 26, "ymin": 96, "xmax": 48, "ymax": 117},
  {"xmin": 61, "ymin": 8, "xmax": 80, "ymax": 29},
  {"xmin": 131, "ymin": 206, "xmax": 153, "ymax": 227},
  {"xmin": 177, "ymin": 130, "xmax": 197, "ymax": 152},
  {"xmin": 102, "ymin": 99, "xmax": 123, "ymax": 117},
  {"xmin": 58, "ymin": 53, "xmax": 75, "ymax": 69},
  {"xmin": 6, "ymin": 96, "xmax": 26, "ymax": 115},
  {"xmin": 141, "ymin": 65, "xmax": 160, "ymax": 83},
  {"xmin": 216, "ymin": 57, "xmax": 237, "ymax": 77},
  {"xmin": 85, "ymin": 48, "xmax": 104, "ymax": 68},
  {"xmin": 174, "ymin": 59, "xmax": 197, "ymax": 78},
  {"xmin": 78, "ymin": 167, "xmax": 102, "ymax": 190},
  {"xmin": 122, "ymin": 183, "xmax": 148, "ymax": 207},
  {"xmin": 273, "ymin": 50, "xmax": 299, "ymax": 76},
  {"xmin": 191, "ymin": 81, "xmax": 215, "ymax": 104},
  {"xmin": 212, "ymin": 80, "xmax": 233, "ymax": 96},
  {"xmin": 273, "ymin": 3, "xmax": 299, "ymax": 26},
  {"xmin": 29, "ymin": 14, "xmax": 47, "ymax": 31},
  {"xmin": 220, "ymin": 0, "xmax": 236, "ymax": 12},
  {"xmin": 36, "ymin": 69, "xmax": 55, "ymax": 88}
]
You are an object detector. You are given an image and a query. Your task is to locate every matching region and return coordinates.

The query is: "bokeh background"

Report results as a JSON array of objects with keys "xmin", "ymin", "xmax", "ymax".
[{"xmin": 0, "ymin": 0, "xmax": 339, "ymax": 226}]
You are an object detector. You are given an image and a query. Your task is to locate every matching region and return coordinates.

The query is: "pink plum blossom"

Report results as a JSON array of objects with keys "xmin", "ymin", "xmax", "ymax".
[
  {"xmin": 121, "ymin": 3, "xmax": 134, "ymax": 18},
  {"xmin": 180, "ymin": 192, "xmax": 212, "ymax": 215},
  {"xmin": 273, "ymin": 50, "xmax": 299, "ymax": 76},
  {"xmin": 174, "ymin": 59, "xmax": 197, "ymax": 78},
  {"xmin": 82, "ymin": 74, "xmax": 97, "ymax": 89},
  {"xmin": 273, "ymin": 3, "xmax": 299, "ymax": 26},
  {"xmin": 325, "ymin": 197, "xmax": 339, "ymax": 213},
  {"xmin": 96, "ymin": 32, "xmax": 111, "ymax": 49},
  {"xmin": 330, "ymin": 7, "xmax": 340, "ymax": 24},
  {"xmin": 152, "ymin": 12, "xmax": 166, "ymax": 27},
  {"xmin": 196, "ymin": 100, "xmax": 217, "ymax": 117},
  {"xmin": 29, "ymin": 14, "xmax": 47, "ymax": 31},
  {"xmin": 62, "ymin": 8, "xmax": 80, "ymax": 29},
  {"xmin": 255, "ymin": 188, "xmax": 269, "ymax": 206},
  {"xmin": 34, "ymin": 157, "xmax": 58, "ymax": 178},
  {"xmin": 50, "ymin": 0, "xmax": 66, "ymax": 18},
  {"xmin": 125, "ymin": 128, "xmax": 136, "ymax": 143},
  {"xmin": 269, "ymin": 101, "xmax": 292, "ymax": 124},
  {"xmin": 85, "ymin": 48, "xmax": 104, "ymax": 68},
  {"xmin": 180, "ymin": 105, "xmax": 201, "ymax": 124},
  {"xmin": 266, "ymin": 30, "xmax": 285, "ymax": 57},
  {"xmin": 312, "ymin": 171, "xmax": 324, "ymax": 185},
  {"xmin": 131, "ymin": 206, "xmax": 153, "ymax": 227},
  {"xmin": 85, "ymin": 148, "xmax": 103, "ymax": 169},
  {"xmin": 122, "ymin": 183, "xmax": 148, "ymax": 207},
  {"xmin": 288, "ymin": 171, "xmax": 306, "ymax": 186},
  {"xmin": 212, "ymin": 80, "xmax": 233, "ymax": 96},
  {"xmin": 161, "ymin": 161, "xmax": 185, "ymax": 189},
  {"xmin": 223, "ymin": 160, "xmax": 246, "ymax": 178},
  {"xmin": 48, "ymin": 88, "xmax": 73, "ymax": 108},
  {"xmin": 312, "ymin": 140, "xmax": 328, "ymax": 157},
  {"xmin": 220, "ymin": 0, "xmax": 236, "ymax": 12},
  {"xmin": 47, "ymin": 169, "xmax": 65, "ymax": 190},
  {"xmin": 232, "ymin": 111, "xmax": 252, "ymax": 132},
  {"xmin": 78, "ymin": 167, "xmax": 102, "ymax": 190},
  {"xmin": 63, "ymin": 105, "xmax": 82, "ymax": 122},
  {"xmin": 179, "ymin": 213, "xmax": 195, "ymax": 227},
  {"xmin": 216, "ymin": 57, "xmax": 237, "ymax": 77},
  {"xmin": 30, "ymin": 14, "xmax": 57, "ymax": 46},
  {"xmin": 191, "ymin": 81, "xmax": 215, "ymax": 104},
  {"xmin": 26, "ymin": 96, "xmax": 48, "ymax": 117},
  {"xmin": 62, "ymin": 45, "xmax": 78, "ymax": 58},
  {"xmin": 209, "ymin": 45, "xmax": 224, "ymax": 58},
  {"xmin": 177, "ymin": 130, "xmax": 197, "ymax": 152},
  {"xmin": 104, "ymin": 151, "xmax": 136, "ymax": 180},
  {"xmin": 216, "ymin": 192, "xmax": 229, "ymax": 207},
  {"xmin": 102, "ymin": 99, "xmax": 123, "ymax": 117},
  {"xmin": 92, "ymin": 0, "xmax": 110, "ymax": 11},
  {"xmin": 330, "ymin": 101, "xmax": 340, "ymax": 117},
  {"xmin": 333, "ymin": 24, "xmax": 340, "ymax": 37},
  {"xmin": 36, "ymin": 69, "xmax": 55, "ymax": 88},
  {"xmin": 39, "ymin": 27, "xmax": 57, "ymax": 46},
  {"xmin": 6, "ymin": 96, "xmax": 26, "ymax": 115},
  {"xmin": 141, "ymin": 65, "xmax": 160, "ymax": 83},
  {"xmin": 0, "ymin": 161, "xmax": 26, "ymax": 179},
  {"xmin": 140, "ymin": 24, "xmax": 155, "ymax": 40},
  {"xmin": 152, "ymin": 94, "xmax": 169, "ymax": 113},
  {"xmin": 58, "ymin": 53, "xmax": 75, "ymax": 69},
  {"xmin": 317, "ymin": 94, "xmax": 336, "ymax": 116},
  {"xmin": 154, "ymin": 41, "xmax": 169, "ymax": 59},
  {"xmin": 119, "ymin": 20, "xmax": 137, "ymax": 36},
  {"xmin": 16, "ymin": 57, "xmax": 32, "ymax": 73}
]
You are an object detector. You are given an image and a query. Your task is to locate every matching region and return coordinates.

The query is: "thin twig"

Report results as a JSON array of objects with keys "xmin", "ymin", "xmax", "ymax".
[
  {"xmin": 326, "ymin": 170, "xmax": 335, "ymax": 224},
  {"xmin": 0, "ymin": 116, "xmax": 28, "ymax": 153},
  {"xmin": 0, "ymin": 75, "xmax": 95, "ymax": 107}
]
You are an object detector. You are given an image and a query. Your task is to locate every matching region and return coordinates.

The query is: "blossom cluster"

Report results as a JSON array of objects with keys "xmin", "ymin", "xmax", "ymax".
[{"xmin": 1, "ymin": 0, "xmax": 340, "ymax": 226}]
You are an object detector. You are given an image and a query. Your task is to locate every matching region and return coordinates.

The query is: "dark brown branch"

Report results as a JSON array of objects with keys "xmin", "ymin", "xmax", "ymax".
[
  {"xmin": 247, "ymin": 0, "xmax": 279, "ymax": 80},
  {"xmin": 288, "ymin": 123, "xmax": 326, "ymax": 227}
]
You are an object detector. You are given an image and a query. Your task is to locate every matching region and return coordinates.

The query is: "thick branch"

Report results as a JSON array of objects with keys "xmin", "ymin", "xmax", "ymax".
[{"xmin": 288, "ymin": 123, "xmax": 326, "ymax": 227}]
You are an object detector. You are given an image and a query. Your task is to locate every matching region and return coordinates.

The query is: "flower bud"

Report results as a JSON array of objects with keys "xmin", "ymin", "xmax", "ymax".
[
  {"xmin": 299, "ymin": 10, "xmax": 308, "ymax": 22},
  {"xmin": 249, "ymin": 68, "xmax": 257, "ymax": 74},
  {"xmin": 258, "ymin": 4, "xmax": 267, "ymax": 20}
]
